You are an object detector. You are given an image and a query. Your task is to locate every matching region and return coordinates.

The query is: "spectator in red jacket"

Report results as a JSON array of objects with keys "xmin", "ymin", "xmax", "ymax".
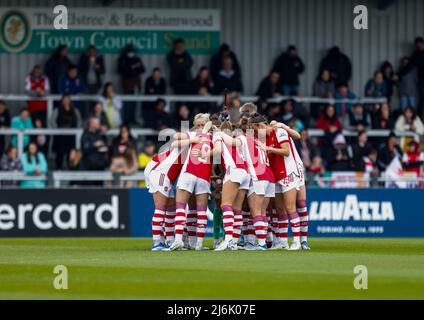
[
  {"xmin": 316, "ymin": 104, "xmax": 343, "ymax": 133},
  {"xmin": 402, "ymin": 140, "xmax": 424, "ymax": 177},
  {"xmin": 25, "ymin": 65, "xmax": 50, "ymax": 124}
]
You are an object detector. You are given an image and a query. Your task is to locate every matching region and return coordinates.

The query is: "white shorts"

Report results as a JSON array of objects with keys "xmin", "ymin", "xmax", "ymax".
[
  {"xmin": 177, "ymin": 172, "xmax": 211, "ymax": 195},
  {"xmin": 144, "ymin": 160, "xmax": 157, "ymax": 189},
  {"xmin": 248, "ymin": 180, "xmax": 275, "ymax": 198},
  {"xmin": 223, "ymin": 168, "xmax": 250, "ymax": 190},
  {"xmin": 148, "ymin": 169, "xmax": 174, "ymax": 198},
  {"xmin": 275, "ymin": 173, "xmax": 301, "ymax": 194}
]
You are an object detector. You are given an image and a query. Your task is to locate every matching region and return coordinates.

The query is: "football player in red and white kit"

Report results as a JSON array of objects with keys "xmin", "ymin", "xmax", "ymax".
[
  {"xmin": 258, "ymin": 121, "xmax": 304, "ymax": 250},
  {"xmin": 212, "ymin": 121, "xmax": 251, "ymax": 251},
  {"xmin": 243, "ymin": 114, "xmax": 276, "ymax": 250},
  {"xmin": 170, "ymin": 114, "xmax": 214, "ymax": 251}
]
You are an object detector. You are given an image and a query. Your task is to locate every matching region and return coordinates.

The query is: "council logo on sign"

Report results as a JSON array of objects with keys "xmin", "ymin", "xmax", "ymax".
[{"xmin": 0, "ymin": 9, "xmax": 32, "ymax": 53}]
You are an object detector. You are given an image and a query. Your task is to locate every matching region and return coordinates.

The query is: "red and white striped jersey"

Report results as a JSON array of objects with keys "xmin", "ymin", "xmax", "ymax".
[
  {"xmin": 181, "ymin": 132, "xmax": 213, "ymax": 182},
  {"xmin": 214, "ymin": 134, "xmax": 248, "ymax": 172},
  {"xmin": 152, "ymin": 146, "xmax": 188, "ymax": 183},
  {"xmin": 266, "ymin": 128, "xmax": 300, "ymax": 181},
  {"xmin": 244, "ymin": 134, "xmax": 275, "ymax": 182}
]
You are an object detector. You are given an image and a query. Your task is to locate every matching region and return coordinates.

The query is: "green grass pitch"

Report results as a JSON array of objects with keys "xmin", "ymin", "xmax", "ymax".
[{"xmin": 0, "ymin": 238, "xmax": 423, "ymax": 299}]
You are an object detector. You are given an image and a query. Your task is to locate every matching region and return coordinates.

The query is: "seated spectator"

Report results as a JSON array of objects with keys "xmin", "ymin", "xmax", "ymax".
[
  {"xmin": 377, "ymin": 133, "xmax": 402, "ymax": 171},
  {"xmin": 326, "ymin": 133, "xmax": 352, "ymax": 171},
  {"xmin": 110, "ymin": 140, "xmax": 138, "ymax": 181},
  {"xmin": 78, "ymin": 45, "xmax": 105, "ymax": 94},
  {"xmin": 363, "ymin": 149, "xmax": 379, "ymax": 174},
  {"xmin": 21, "ymin": 142, "xmax": 48, "ymax": 188},
  {"xmin": 316, "ymin": 104, "xmax": 342, "ymax": 134},
  {"xmin": 89, "ymin": 102, "xmax": 110, "ymax": 133},
  {"xmin": 214, "ymin": 56, "xmax": 243, "ymax": 94},
  {"xmin": 98, "ymin": 82, "xmax": 122, "ymax": 128},
  {"xmin": 138, "ymin": 140, "xmax": 156, "ymax": 187},
  {"xmin": 110, "ymin": 124, "xmax": 136, "ymax": 159},
  {"xmin": 228, "ymin": 95, "xmax": 242, "ymax": 125},
  {"xmin": 267, "ymin": 103, "xmax": 282, "ymax": 123},
  {"xmin": 0, "ymin": 100, "xmax": 11, "ymax": 154},
  {"xmin": 398, "ymin": 56, "xmax": 418, "ymax": 110},
  {"xmin": 281, "ymin": 100, "xmax": 305, "ymax": 132},
  {"xmin": 149, "ymin": 98, "xmax": 172, "ymax": 130},
  {"xmin": 11, "ymin": 108, "xmax": 33, "ymax": 148},
  {"xmin": 402, "ymin": 140, "xmax": 424, "ymax": 177},
  {"xmin": 210, "ymin": 43, "xmax": 242, "ymax": 84},
  {"xmin": 312, "ymin": 69, "xmax": 335, "ymax": 119},
  {"xmin": 67, "ymin": 148, "xmax": 82, "ymax": 171},
  {"xmin": 308, "ymin": 155, "xmax": 326, "ymax": 174},
  {"xmin": 173, "ymin": 103, "xmax": 192, "ymax": 130},
  {"xmin": 45, "ymin": 44, "xmax": 73, "ymax": 94},
  {"xmin": 32, "ymin": 118, "xmax": 49, "ymax": 157},
  {"xmin": 380, "ymin": 61, "xmax": 396, "ymax": 101},
  {"xmin": 364, "ymin": 71, "xmax": 387, "ymax": 98},
  {"xmin": 272, "ymin": 45, "xmax": 305, "ymax": 96},
  {"xmin": 319, "ymin": 46, "xmax": 352, "ymax": 86},
  {"xmin": 51, "ymin": 96, "xmax": 82, "ymax": 169},
  {"xmin": 351, "ymin": 130, "xmax": 372, "ymax": 171},
  {"xmin": 347, "ymin": 103, "xmax": 371, "ymax": 131},
  {"xmin": 0, "ymin": 146, "xmax": 22, "ymax": 187},
  {"xmin": 58, "ymin": 65, "xmax": 86, "ymax": 113},
  {"xmin": 191, "ymin": 66, "xmax": 215, "ymax": 114},
  {"xmin": 395, "ymin": 106, "xmax": 424, "ymax": 135},
  {"xmin": 143, "ymin": 67, "xmax": 166, "ymax": 124},
  {"xmin": 294, "ymin": 129, "xmax": 318, "ymax": 170},
  {"xmin": 334, "ymin": 85, "xmax": 357, "ymax": 118},
  {"xmin": 256, "ymin": 71, "xmax": 283, "ymax": 100},
  {"xmin": 371, "ymin": 103, "xmax": 394, "ymax": 130},
  {"xmin": 166, "ymin": 38, "xmax": 193, "ymax": 94},
  {"xmin": 25, "ymin": 65, "xmax": 50, "ymax": 123},
  {"xmin": 80, "ymin": 117, "xmax": 109, "ymax": 171}
]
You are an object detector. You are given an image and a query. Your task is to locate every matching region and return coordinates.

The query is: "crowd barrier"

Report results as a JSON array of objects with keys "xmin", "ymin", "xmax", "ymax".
[{"xmin": 0, "ymin": 188, "xmax": 422, "ymax": 237}]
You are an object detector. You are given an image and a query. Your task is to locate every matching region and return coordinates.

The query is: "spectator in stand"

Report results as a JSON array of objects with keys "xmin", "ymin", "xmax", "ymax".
[
  {"xmin": 266, "ymin": 103, "xmax": 282, "ymax": 123},
  {"xmin": 272, "ymin": 45, "xmax": 305, "ymax": 96},
  {"xmin": 51, "ymin": 96, "xmax": 82, "ymax": 169},
  {"xmin": 312, "ymin": 69, "xmax": 336, "ymax": 119},
  {"xmin": 402, "ymin": 140, "xmax": 424, "ymax": 177},
  {"xmin": 110, "ymin": 124, "xmax": 136, "ymax": 159},
  {"xmin": 78, "ymin": 45, "xmax": 105, "ymax": 94},
  {"xmin": 326, "ymin": 133, "xmax": 352, "ymax": 171},
  {"xmin": 0, "ymin": 100, "xmax": 11, "ymax": 155},
  {"xmin": 395, "ymin": 106, "xmax": 424, "ymax": 135},
  {"xmin": 365, "ymin": 71, "xmax": 387, "ymax": 98},
  {"xmin": 363, "ymin": 149, "xmax": 379, "ymax": 174},
  {"xmin": 309, "ymin": 155, "xmax": 326, "ymax": 174},
  {"xmin": 347, "ymin": 103, "xmax": 371, "ymax": 131},
  {"xmin": 89, "ymin": 102, "xmax": 110, "ymax": 133},
  {"xmin": 319, "ymin": 46, "xmax": 352, "ymax": 86},
  {"xmin": 351, "ymin": 130, "xmax": 372, "ymax": 171},
  {"xmin": 380, "ymin": 61, "xmax": 396, "ymax": 102},
  {"xmin": 32, "ymin": 118, "xmax": 48, "ymax": 157},
  {"xmin": 11, "ymin": 108, "xmax": 33, "ymax": 148},
  {"xmin": 20, "ymin": 142, "xmax": 48, "ymax": 188},
  {"xmin": 377, "ymin": 132, "xmax": 402, "ymax": 171},
  {"xmin": 334, "ymin": 84, "xmax": 357, "ymax": 118},
  {"xmin": 149, "ymin": 98, "xmax": 172, "ymax": 130},
  {"xmin": 281, "ymin": 99, "xmax": 305, "ymax": 132},
  {"xmin": 256, "ymin": 71, "xmax": 283, "ymax": 100},
  {"xmin": 167, "ymin": 38, "xmax": 193, "ymax": 94},
  {"xmin": 138, "ymin": 140, "xmax": 156, "ymax": 187},
  {"xmin": 67, "ymin": 148, "xmax": 82, "ymax": 171},
  {"xmin": 45, "ymin": 44, "xmax": 73, "ymax": 94},
  {"xmin": 98, "ymin": 82, "xmax": 122, "ymax": 129},
  {"xmin": 80, "ymin": 117, "xmax": 109, "ymax": 171},
  {"xmin": 25, "ymin": 65, "xmax": 50, "ymax": 123},
  {"xmin": 294, "ymin": 129, "xmax": 318, "ymax": 170},
  {"xmin": 0, "ymin": 146, "xmax": 22, "ymax": 187},
  {"xmin": 398, "ymin": 56, "xmax": 418, "ymax": 110},
  {"xmin": 214, "ymin": 56, "xmax": 243, "ymax": 94},
  {"xmin": 191, "ymin": 66, "xmax": 215, "ymax": 114},
  {"xmin": 118, "ymin": 44, "xmax": 145, "ymax": 125},
  {"xmin": 173, "ymin": 103, "xmax": 192, "ymax": 130},
  {"xmin": 210, "ymin": 43, "xmax": 242, "ymax": 85},
  {"xmin": 143, "ymin": 67, "xmax": 167, "ymax": 124},
  {"xmin": 58, "ymin": 65, "xmax": 86, "ymax": 114},
  {"xmin": 316, "ymin": 104, "xmax": 343, "ymax": 134},
  {"xmin": 371, "ymin": 103, "xmax": 394, "ymax": 130},
  {"xmin": 110, "ymin": 140, "xmax": 138, "ymax": 185}
]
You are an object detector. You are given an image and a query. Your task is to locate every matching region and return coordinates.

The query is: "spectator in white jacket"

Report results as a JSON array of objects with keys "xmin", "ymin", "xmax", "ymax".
[
  {"xmin": 395, "ymin": 106, "xmax": 424, "ymax": 135},
  {"xmin": 98, "ymin": 82, "xmax": 122, "ymax": 128}
]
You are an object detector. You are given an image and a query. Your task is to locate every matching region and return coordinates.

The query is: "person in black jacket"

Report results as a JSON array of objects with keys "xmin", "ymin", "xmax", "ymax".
[
  {"xmin": 78, "ymin": 45, "xmax": 105, "ymax": 94},
  {"xmin": 80, "ymin": 117, "xmax": 109, "ymax": 171},
  {"xmin": 118, "ymin": 44, "xmax": 145, "ymax": 125},
  {"xmin": 45, "ymin": 44, "xmax": 73, "ymax": 94},
  {"xmin": 319, "ymin": 46, "xmax": 352, "ymax": 87},
  {"xmin": 214, "ymin": 56, "xmax": 243, "ymax": 94},
  {"xmin": 256, "ymin": 71, "xmax": 283, "ymax": 100},
  {"xmin": 377, "ymin": 133, "xmax": 402, "ymax": 171},
  {"xmin": 0, "ymin": 100, "xmax": 11, "ymax": 155},
  {"xmin": 166, "ymin": 38, "xmax": 193, "ymax": 94},
  {"xmin": 351, "ymin": 130, "xmax": 372, "ymax": 171},
  {"xmin": 272, "ymin": 45, "xmax": 305, "ymax": 96},
  {"xmin": 210, "ymin": 43, "xmax": 241, "ymax": 84},
  {"xmin": 143, "ymin": 67, "xmax": 167, "ymax": 125}
]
